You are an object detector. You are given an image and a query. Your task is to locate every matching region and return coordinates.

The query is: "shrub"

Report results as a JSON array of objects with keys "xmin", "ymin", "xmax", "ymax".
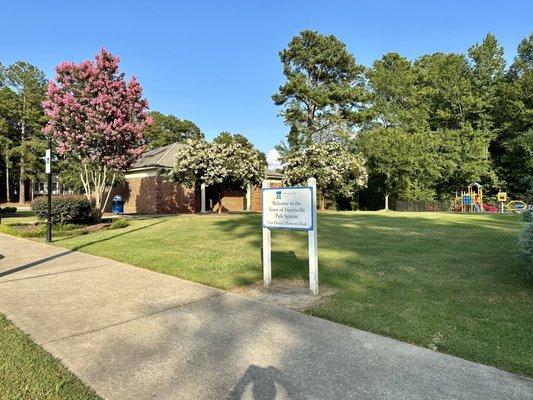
[
  {"xmin": 0, "ymin": 207, "xmax": 17, "ymax": 215},
  {"xmin": 521, "ymin": 209, "xmax": 533, "ymax": 223},
  {"xmin": 31, "ymin": 195, "xmax": 93, "ymax": 225},
  {"xmin": 110, "ymin": 218, "xmax": 130, "ymax": 230},
  {"xmin": 518, "ymin": 222, "xmax": 533, "ymax": 280}
]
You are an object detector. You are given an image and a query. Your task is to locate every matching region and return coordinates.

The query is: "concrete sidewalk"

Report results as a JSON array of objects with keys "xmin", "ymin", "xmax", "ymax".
[{"xmin": 0, "ymin": 233, "xmax": 531, "ymax": 400}]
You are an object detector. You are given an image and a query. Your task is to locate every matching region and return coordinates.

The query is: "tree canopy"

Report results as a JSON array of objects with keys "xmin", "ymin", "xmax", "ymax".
[
  {"xmin": 143, "ymin": 111, "xmax": 203, "ymax": 148},
  {"xmin": 43, "ymin": 48, "xmax": 151, "ymax": 218},
  {"xmin": 272, "ymin": 30, "xmax": 369, "ymax": 148},
  {"xmin": 171, "ymin": 133, "xmax": 266, "ymax": 213}
]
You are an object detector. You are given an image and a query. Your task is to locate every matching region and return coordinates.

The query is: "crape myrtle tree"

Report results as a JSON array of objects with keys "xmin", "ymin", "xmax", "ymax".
[
  {"xmin": 280, "ymin": 142, "xmax": 368, "ymax": 210},
  {"xmin": 171, "ymin": 133, "xmax": 266, "ymax": 214},
  {"xmin": 43, "ymin": 49, "xmax": 151, "ymax": 219}
]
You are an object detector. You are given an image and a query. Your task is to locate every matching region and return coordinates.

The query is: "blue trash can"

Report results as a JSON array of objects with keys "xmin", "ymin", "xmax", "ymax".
[{"xmin": 112, "ymin": 195, "xmax": 124, "ymax": 214}]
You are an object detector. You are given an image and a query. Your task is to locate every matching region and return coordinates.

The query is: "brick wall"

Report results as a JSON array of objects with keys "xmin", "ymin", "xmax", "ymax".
[
  {"xmin": 107, "ymin": 174, "xmax": 283, "ymax": 214},
  {"xmin": 212, "ymin": 189, "xmax": 246, "ymax": 212},
  {"xmin": 107, "ymin": 175, "xmax": 196, "ymax": 214},
  {"xmin": 251, "ymin": 180, "xmax": 282, "ymax": 212}
]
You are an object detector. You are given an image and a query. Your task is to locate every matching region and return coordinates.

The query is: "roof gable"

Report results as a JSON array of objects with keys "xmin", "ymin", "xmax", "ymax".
[{"xmin": 131, "ymin": 143, "xmax": 183, "ymax": 170}]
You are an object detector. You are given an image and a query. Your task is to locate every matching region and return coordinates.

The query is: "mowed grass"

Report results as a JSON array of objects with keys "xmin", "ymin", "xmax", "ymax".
[
  {"xmin": 0, "ymin": 315, "xmax": 101, "ymax": 400},
  {"xmin": 41, "ymin": 211, "xmax": 532, "ymax": 376},
  {"xmin": 2, "ymin": 211, "xmax": 530, "ymax": 375}
]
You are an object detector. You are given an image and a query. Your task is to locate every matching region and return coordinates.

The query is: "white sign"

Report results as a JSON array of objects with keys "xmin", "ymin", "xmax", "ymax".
[
  {"xmin": 45, "ymin": 149, "xmax": 51, "ymax": 174},
  {"xmin": 262, "ymin": 179, "xmax": 319, "ymax": 295},
  {"xmin": 262, "ymin": 187, "xmax": 313, "ymax": 231}
]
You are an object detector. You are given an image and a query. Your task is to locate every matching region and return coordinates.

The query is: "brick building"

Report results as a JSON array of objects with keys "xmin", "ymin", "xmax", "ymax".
[{"xmin": 109, "ymin": 143, "xmax": 283, "ymax": 214}]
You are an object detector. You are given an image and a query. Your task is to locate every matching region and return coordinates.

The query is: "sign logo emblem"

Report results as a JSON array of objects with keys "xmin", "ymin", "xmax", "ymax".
[{"xmin": 276, "ymin": 191, "xmax": 282, "ymax": 199}]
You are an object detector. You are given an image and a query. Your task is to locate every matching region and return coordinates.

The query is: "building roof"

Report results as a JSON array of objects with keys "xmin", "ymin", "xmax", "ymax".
[
  {"xmin": 131, "ymin": 142, "xmax": 183, "ymax": 170},
  {"xmin": 266, "ymin": 169, "xmax": 284, "ymax": 179},
  {"xmin": 130, "ymin": 143, "xmax": 284, "ymax": 180}
]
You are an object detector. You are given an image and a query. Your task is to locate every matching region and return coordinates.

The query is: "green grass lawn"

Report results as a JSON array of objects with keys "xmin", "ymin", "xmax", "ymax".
[
  {"xmin": 0, "ymin": 315, "xmax": 101, "ymax": 400},
  {"xmin": 1, "ymin": 211, "xmax": 531, "ymax": 376}
]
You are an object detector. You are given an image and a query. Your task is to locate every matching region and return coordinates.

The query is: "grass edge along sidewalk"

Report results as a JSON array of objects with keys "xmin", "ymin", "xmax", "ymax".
[{"xmin": 0, "ymin": 314, "xmax": 102, "ymax": 400}]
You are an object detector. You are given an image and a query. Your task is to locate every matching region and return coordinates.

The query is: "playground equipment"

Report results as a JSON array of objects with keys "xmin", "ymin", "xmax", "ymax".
[
  {"xmin": 495, "ymin": 191, "xmax": 528, "ymax": 213},
  {"xmin": 453, "ymin": 182, "xmax": 497, "ymax": 213},
  {"xmin": 506, "ymin": 200, "xmax": 527, "ymax": 213},
  {"xmin": 459, "ymin": 182, "xmax": 484, "ymax": 212},
  {"xmin": 497, "ymin": 192, "xmax": 507, "ymax": 213}
]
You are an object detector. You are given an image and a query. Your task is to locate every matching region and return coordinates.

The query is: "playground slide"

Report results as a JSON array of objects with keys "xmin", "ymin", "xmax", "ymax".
[{"xmin": 483, "ymin": 204, "xmax": 498, "ymax": 213}]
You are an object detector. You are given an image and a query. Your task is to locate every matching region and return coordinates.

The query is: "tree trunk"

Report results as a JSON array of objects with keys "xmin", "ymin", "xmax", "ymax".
[
  {"xmin": 30, "ymin": 179, "xmax": 34, "ymax": 201},
  {"xmin": 320, "ymin": 194, "xmax": 326, "ymax": 211},
  {"xmin": 384, "ymin": 193, "xmax": 389, "ymax": 211},
  {"xmin": 19, "ymin": 177, "xmax": 25, "ymax": 204},
  {"xmin": 5, "ymin": 164, "xmax": 10, "ymax": 203},
  {"xmin": 19, "ymin": 96, "xmax": 26, "ymax": 205}
]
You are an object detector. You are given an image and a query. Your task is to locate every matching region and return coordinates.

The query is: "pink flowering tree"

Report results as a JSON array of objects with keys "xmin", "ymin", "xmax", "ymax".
[{"xmin": 43, "ymin": 49, "xmax": 151, "ymax": 219}]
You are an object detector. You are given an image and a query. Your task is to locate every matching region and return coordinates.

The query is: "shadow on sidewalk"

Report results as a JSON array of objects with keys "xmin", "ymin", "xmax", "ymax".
[
  {"xmin": 228, "ymin": 365, "xmax": 304, "ymax": 400},
  {"xmin": 0, "ymin": 250, "xmax": 74, "ymax": 278}
]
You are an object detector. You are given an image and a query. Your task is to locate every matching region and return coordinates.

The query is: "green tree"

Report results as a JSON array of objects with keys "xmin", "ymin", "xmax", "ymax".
[
  {"xmin": 491, "ymin": 34, "xmax": 533, "ymax": 198},
  {"xmin": 358, "ymin": 128, "xmax": 443, "ymax": 210},
  {"xmin": 0, "ymin": 66, "xmax": 18, "ymax": 202},
  {"xmin": 272, "ymin": 30, "xmax": 369, "ymax": 148},
  {"xmin": 415, "ymin": 52, "xmax": 495, "ymax": 191},
  {"xmin": 366, "ymin": 52, "xmax": 427, "ymax": 130},
  {"xmin": 144, "ymin": 111, "xmax": 203, "ymax": 148},
  {"xmin": 362, "ymin": 53, "xmax": 448, "ymax": 207},
  {"xmin": 4, "ymin": 62, "xmax": 47, "ymax": 203},
  {"xmin": 468, "ymin": 33, "xmax": 505, "ymax": 118},
  {"xmin": 213, "ymin": 132, "xmax": 267, "ymax": 164}
]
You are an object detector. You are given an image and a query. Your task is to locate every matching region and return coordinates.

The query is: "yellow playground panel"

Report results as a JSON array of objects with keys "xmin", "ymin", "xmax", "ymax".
[{"xmin": 506, "ymin": 200, "xmax": 527, "ymax": 213}]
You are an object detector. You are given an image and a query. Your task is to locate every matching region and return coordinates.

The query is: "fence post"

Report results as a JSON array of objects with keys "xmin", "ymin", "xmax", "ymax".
[{"xmin": 308, "ymin": 177, "xmax": 318, "ymax": 295}]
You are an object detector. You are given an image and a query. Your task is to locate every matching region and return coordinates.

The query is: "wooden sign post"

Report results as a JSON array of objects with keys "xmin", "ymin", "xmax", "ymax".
[{"xmin": 262, "ymin": 178, "xmax": 318, "ymax": 295}]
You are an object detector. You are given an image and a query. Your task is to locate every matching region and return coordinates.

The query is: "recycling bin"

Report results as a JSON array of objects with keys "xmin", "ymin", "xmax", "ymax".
[{"xmin": 112, "ymin": 195, "xmax": 124, "ymax": 214}]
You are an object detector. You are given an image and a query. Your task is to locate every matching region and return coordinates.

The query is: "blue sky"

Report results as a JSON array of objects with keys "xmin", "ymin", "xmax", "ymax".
[{"xmin": 1, "ymin": 1, "xmax": 532, "ymax": 157}]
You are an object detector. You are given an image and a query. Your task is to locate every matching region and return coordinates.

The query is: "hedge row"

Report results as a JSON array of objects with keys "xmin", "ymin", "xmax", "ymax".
[{"xmin": 31, "ymin": 195, "xmax": 93, "ymax": 225}]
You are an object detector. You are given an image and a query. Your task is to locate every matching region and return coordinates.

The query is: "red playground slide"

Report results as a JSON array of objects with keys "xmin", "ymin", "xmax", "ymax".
[{"xmin": 483, "ymin": 204, "xmax": 498, "ymax": 213}]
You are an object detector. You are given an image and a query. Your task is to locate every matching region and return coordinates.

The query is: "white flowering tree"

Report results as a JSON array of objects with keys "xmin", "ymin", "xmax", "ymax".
[
  {"xmin": 281, "ymin": 142, "xmax": 368, "ymax": 210},
  {"xmin": 172, "ymin": 135, "xmax": 266, "ymax": 213}
]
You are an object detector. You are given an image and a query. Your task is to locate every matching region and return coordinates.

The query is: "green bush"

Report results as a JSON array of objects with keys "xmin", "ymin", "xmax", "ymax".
[
  {"xmin": 521, "ymin": 209, "xmax": 533, "ymax": 223},
  {"xmin": 518, "ymin": 222, "xmax": 533, "ymax": 280},
  {"xmin": 0, "ymin": 207, "xmax": 17, "ymax": 215},
  {"xmin": 110, "ymin": 218, "xmax": 130, "ymax": 230},
  {"xmin": 31, "ymin": 195, "xmax": 93, "ymax": 225}
]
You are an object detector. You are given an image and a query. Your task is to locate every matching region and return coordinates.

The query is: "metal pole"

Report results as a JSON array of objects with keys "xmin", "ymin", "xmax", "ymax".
[{"xmin": 46, "ymin": 139, "xmax": 52, "ymax": 243}]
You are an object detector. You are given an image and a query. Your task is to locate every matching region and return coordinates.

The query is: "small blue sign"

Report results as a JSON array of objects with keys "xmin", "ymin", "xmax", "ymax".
[{"xmin": 463, "ymin": 195, "xmax": 471, "ymax": 205}]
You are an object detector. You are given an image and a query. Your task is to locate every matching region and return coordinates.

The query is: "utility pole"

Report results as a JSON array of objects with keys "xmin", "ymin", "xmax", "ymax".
[{"xmin": 45, "ymin": 137, "xmax": 52, "ymax": 243}]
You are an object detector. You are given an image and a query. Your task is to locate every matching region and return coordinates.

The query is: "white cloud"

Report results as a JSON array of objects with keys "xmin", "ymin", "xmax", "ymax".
[{"xmin": 266, "ymin": 148, "xmax": 281, "ymax": 170}]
